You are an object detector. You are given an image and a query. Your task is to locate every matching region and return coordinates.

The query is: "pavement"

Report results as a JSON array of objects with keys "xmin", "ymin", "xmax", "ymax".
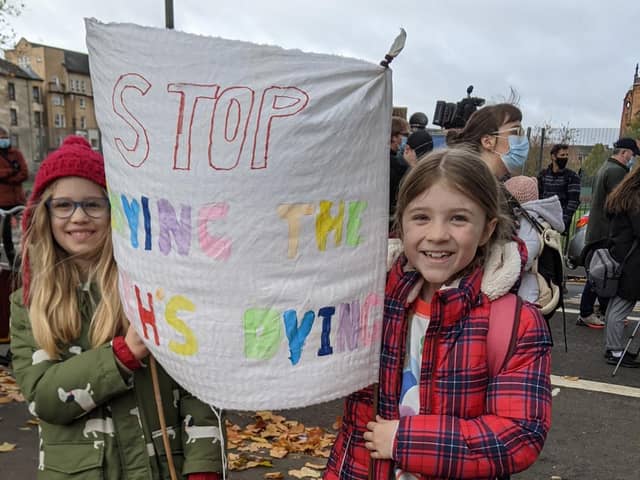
[{"xmin": 2, "ymin": 278, "xmax": 640, "ymax": 479}]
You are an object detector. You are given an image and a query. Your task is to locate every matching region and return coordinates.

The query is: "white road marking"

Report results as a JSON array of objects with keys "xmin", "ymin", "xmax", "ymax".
[
  {"xmin": 560, "ymin": 307, "xmax": 640, "ymax": 320},
  {"xmin": 551, "ymin": 375, "xmax": 640, "ymax": 398},
  {"xmin": 552, "ymin": 307, "xmax": 640, "ymax": 397}
]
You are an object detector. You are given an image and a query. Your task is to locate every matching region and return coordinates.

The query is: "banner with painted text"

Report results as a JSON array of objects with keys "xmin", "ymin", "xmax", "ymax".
[{"xmin": 86, "ymin": 19, "xmax": 391, "ymax": 409}]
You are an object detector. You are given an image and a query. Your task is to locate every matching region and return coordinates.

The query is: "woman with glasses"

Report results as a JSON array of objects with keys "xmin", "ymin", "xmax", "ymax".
[
  {"xmin": 446, "ymin": 103, "xmax": 529, "ymax": 180},
  {"xmin": 10, "ymin": 136, "xmax": 225, "ymax": 479}
]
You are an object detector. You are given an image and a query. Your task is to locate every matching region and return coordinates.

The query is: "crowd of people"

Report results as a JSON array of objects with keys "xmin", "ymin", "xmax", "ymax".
[{"xmin": 0, "ymin": 98, "xmax": 638, "ymax": 479}]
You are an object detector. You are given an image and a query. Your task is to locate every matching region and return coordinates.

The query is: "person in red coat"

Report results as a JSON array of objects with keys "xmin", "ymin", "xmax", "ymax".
[
  {"xmin": 325, "ymin": 148, "xmax": 552, "ymax": 480},
  {"xmin": 0, "ymin": 126, "xmax": 29, "ymax": 267}
]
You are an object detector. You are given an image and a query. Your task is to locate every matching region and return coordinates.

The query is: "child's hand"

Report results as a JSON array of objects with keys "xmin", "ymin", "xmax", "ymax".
[
  {"xmin": 363, "ymin": 415, "xmax": 399, "ymax": 460},
  {"xmin": 125, "ymin": 325, "xmax": 150, "ymax": 360}
]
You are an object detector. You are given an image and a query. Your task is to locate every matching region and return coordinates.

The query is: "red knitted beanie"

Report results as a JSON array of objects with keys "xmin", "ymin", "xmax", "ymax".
[{"xmin": 22, "ymin": 135, "xmax": 107, "ymax": 303}]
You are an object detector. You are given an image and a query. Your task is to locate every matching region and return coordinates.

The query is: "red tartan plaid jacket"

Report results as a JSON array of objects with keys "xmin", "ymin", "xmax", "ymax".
[{"xmin": 325, "ymin": 256, "xmax": 552, "ymax": 480}]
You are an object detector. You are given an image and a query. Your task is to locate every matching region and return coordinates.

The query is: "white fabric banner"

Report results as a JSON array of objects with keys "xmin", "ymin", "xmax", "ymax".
[{"xmin": 86, "ymin": 19, "xmax": 391, "ymax": 410}]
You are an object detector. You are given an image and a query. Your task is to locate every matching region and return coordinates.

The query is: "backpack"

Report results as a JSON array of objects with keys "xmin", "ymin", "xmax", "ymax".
[
  {"xmin": 487, "ymin": 293, "xmax": 522, "ymax": 377},
  {"xmin": 588, "ymin": 240, "xmax": 638, "ymax": 298},
  {"xmin": 516, "ymin": 206, "xmax": 565, "ymax": 320}
]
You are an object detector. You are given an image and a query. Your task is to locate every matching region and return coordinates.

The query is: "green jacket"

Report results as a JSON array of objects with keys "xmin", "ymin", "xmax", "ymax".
[
  {"xmin": 10, "ymin": 286, "xmax": 226, "ymax": 479},
  {"xmin": 585, "ymin": 157, "xmax": 629, "ymax": 244}
]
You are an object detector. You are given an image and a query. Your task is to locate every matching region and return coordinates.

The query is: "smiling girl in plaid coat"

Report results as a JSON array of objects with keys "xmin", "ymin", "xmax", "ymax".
[{"xmin": 325, "ymin": 149, "xmax": 552, "ymax": 480}]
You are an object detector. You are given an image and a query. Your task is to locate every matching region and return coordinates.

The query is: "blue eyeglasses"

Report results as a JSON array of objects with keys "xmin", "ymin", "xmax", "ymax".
[{"xmin": 46, "ymin": 197, "xmax": 110, "ymax": 219}]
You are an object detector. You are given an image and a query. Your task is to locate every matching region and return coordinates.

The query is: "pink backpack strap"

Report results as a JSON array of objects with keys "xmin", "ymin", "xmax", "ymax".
[{"xmin": 487, "ymin": 293, "xmax": 522, "ymax": 377}]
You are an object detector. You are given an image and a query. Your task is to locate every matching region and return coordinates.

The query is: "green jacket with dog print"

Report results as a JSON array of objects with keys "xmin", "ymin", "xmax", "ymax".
[{"xmin": 10, "ymin": 286, "xmax": 226, "ymax": 479}]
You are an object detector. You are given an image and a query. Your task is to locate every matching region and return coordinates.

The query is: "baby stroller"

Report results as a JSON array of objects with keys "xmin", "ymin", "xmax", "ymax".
[{"xmin": 0, "ymin": 206, "xmax": 24, "ymax": 366}]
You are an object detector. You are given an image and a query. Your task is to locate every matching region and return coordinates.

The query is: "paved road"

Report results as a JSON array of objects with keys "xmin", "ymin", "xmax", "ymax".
[{"xmin": 2, "ymin": 280, "xmax": 640, "ymax": 479}]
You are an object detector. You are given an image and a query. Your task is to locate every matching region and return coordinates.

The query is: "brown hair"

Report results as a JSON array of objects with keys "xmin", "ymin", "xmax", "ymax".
[
  {"xmin": 550, "ymin": 144, "xmax": 569, "ymax": 156},
  {"xmin": 605, "ymin": 166, "xmax": 640, "ymax": 215},
  {"xmin": 446, "ymin": 103, "xmax": 523, "ymax": 152},
  {"xmin": 391, "ymin": 116, "xmax": 409, "ymax": 137},
  {"xmin": 394, "ymin": 148, "xmax": 513, "ymax": 274}
]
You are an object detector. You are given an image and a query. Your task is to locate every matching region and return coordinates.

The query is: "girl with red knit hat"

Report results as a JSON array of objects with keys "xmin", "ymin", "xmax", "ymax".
[{"xmin": 10, "ymin": 136, "xmax": 226, "ymax": 479}]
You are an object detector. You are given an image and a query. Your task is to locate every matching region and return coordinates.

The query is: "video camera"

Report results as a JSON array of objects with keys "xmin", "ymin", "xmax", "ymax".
[{"xmin": 433, "ymin": 85, "xmax": 485, "ymax": 129}]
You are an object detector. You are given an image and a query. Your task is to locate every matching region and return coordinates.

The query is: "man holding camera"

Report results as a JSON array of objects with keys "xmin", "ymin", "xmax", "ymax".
[{"xmin": 0, "ymin": 126, "xmax": 28, "ymax": 267}]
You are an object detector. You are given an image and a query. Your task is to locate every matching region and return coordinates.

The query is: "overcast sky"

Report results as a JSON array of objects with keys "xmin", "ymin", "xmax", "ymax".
[{"xmin": 6, "ymin": 0, "xmax": 638, "ymax": 129}]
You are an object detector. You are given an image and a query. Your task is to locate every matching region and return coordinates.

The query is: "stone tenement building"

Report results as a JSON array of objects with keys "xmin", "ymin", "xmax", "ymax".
[
  {"xmin": 620, "ymin": 64, "xmax": 640, "ymax": 134},
  {"xmin": 5, "ymin": 38, "xmax": 101, "ymax": 158},
  {"xmin": 0, "ymin": 57, "xmax": 44, "ymax": 169}
]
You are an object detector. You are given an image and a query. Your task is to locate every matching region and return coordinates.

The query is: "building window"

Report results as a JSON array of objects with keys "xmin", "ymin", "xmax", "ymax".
[
  {"xmin": 80, "ymin": 80, "xmax": 86, "ymax": 93},
  {"xmin": 32, "ymin": 86, "xmax": 40, "ymax": 103},
  {"xmin": 10, "ymin": 135, "xmax": 18, "ymax": 148},
  {"xmin": 91, "ymin": 138, "xmax": 98, "ymax": 149},
  {"xmin": 52, "ymin": 95, "xmax": 64, "ymax": 106},
  {"xmin": 80, "ymin": 116, "xmax": 86, "ymax": 129},
  {"xmin": 79, "ymin": 97, "xmax": 86, "ymax": 109},
  {"xmin": 10, "ymin": 108, "xmax": 18, "ymax": 126},
  {"xmin": 34, "ymin": 111, "xmax": 42, "ymax": 128},
  {"xmin": 54, "ymin": 113, "xmax": 65, "ymax": 128},
  {"xmin": 8, "ymin": 82, "xmax": 15, "ymax": 101},
  {"xmin": 18, "ymin": 56, "xmax": 30, "ymax": 67}
]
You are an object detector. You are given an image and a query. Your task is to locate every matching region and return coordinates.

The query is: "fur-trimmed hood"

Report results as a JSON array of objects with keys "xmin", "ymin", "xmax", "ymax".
[{"xmin": 387, "ymin": 238, "xmax": 523, "ymax": 302}]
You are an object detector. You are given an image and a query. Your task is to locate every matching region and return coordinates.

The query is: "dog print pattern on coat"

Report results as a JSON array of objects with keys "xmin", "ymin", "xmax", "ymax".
[{"xmin": 184, "ymin": 414, "xmax": 221, "ymax": 444}]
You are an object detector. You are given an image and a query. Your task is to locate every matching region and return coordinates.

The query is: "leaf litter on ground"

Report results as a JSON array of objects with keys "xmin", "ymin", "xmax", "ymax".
[
  {"xmin": 226, "ymin": 410, "xmax": 337, "ymax": 473},
  {"xmin": 0, "ymin": 367, "xmax": 24, "ymax": 403}
]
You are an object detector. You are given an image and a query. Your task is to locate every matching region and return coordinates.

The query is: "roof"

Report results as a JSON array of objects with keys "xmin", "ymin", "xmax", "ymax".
[
  {"xmin": 0, "ymin": 57, "xmax": 41, "ymax": 80},
  {"xmin": 63, "ymin": 50, "xmax": 90, "ymax": 75}
]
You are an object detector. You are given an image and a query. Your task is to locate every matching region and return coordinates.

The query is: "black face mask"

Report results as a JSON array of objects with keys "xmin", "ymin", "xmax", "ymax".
[{"xmin": 555, "ymin": 158, "xmax": 568, "ymax": 169}]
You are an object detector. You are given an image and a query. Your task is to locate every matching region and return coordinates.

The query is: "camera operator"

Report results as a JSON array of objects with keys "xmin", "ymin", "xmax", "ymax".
[{"xmin": 0, "ymin": 126, "xmax": 29, "ymax": 267}]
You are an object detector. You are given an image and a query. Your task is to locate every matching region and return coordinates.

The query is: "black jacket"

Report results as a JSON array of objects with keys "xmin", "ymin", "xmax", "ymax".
[
  {"xmin": 610, "ymin": 211, "xmax": 640, "ymax": 301},
  {"xmin": 389, "ymin": 150, "xmax": 408, "ymax": 226}
]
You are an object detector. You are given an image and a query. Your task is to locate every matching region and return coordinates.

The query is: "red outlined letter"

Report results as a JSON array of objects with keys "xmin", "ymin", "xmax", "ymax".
[
  {"xmin": 252, "ymin": 86, "xmax": 309, "ymax": 169},
  {"xmin": 112, "ymin": 73, "xmax": 152, "ymax": 168},
  {"xmin": 209, "ymin": 86, "xmax": 255, "ymax": 171},
  {"xmin": 167, "ymin": 83, "xmax": 220, "ymax": 171},
  {"xmin": 134, "ymin": 285, "xmax": 160, "ymax": 346}
]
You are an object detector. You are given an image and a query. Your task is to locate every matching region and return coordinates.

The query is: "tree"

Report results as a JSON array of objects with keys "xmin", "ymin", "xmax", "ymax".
[
  {"xmin": 581, "ymin": 143, "xmax": 609, "ymax": 179},
  {"xmin": 524, "ymin": 125, "xmax": 544, "ymax": 176},
  {"xmin": 0, "ymin": 0, "xmax": 24, "ymax": 50}
]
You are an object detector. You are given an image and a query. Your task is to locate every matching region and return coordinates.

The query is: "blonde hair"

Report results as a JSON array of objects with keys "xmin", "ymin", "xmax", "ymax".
[
  {"xmin": 22, "ymin": 182, "xmax": 126, "ymax": 358},
  {"xmin": 394, "ymin": 148, "xmax": 513, "ymax": 275}
]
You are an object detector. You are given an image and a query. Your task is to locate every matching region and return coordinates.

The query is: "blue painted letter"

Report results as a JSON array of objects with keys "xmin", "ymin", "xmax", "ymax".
[{"xmin": 283, "ymin": 309, "xmax": 315, "ymax": 365}]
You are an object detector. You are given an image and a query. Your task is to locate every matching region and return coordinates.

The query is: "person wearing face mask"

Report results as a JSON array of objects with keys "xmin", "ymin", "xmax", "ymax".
[
  {"xmin": 402, "ymin": 129, "xmax": 434, "ymax": 168},
  {"xmin": 389, "ymin": 116, "xmax": 410, "ymax": 233},
  {"xmin": 445, "ymin": 103, "xmax": 530, "ymax": 225},
  {"xmin": 445, "ymin": 105, "xmax": 567, "ymax": 321},
  {"xmin": 577, "ymin": 137, "xmax": 640, "ymax": 329},
  {"xmin": 0, "ymin": 126, "xmax": 29, "ymax": 268},
  {"xmin": 537, "ymin": 144, "xmax": 581, "ymax": 233},
  {"xmin": 445, "ymin": 103, "xmax": 529, "ymax": 182}
]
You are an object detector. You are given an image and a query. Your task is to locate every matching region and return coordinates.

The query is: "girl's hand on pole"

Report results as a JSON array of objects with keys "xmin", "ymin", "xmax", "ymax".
[
  {"xmin": 125, "ymin": 325, "xmax": 150, "ymax": 360},
  {"xmin": 363, "ymin": 415, "xmax": 399, "ymax": 460}
]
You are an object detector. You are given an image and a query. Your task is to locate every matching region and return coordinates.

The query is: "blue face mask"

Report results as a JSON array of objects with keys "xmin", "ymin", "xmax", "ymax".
[
  {"xmin": 0, "ymin": 138, "xmax": 10, "ymax": 149},
  {"xmin": 499, "ymin": 135, "xmax": 529, "ymax": 174},
  {"xmin": 629, "ymin": 156, "xmax": 637, "ymax": 170},
  {"xmin": 399, "ymin": 135, "xmax": 408, "ymax": 152}
]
